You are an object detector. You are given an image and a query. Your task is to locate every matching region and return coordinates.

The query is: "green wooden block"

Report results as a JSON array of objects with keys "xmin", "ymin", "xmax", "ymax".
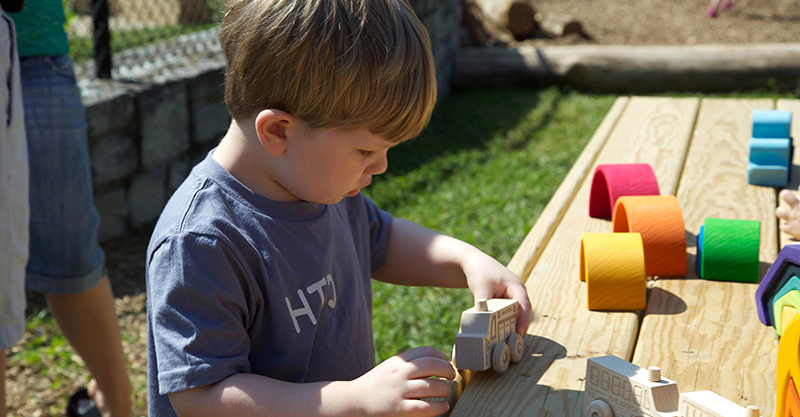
[{"xmin": 700, "ymin": 218, "xmax": 761, "ymax": 283}]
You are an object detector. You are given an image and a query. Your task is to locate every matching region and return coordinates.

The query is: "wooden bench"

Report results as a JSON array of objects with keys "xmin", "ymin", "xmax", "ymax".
[{"xmin": 447, "ymin": 97, "xmax": 798, "ymax": 416}]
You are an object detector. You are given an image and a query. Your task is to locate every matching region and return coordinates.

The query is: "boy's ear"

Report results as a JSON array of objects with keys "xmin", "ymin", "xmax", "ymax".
[{"xmin": 254, "ymin": 109, "xmax": 296, "ymax": 156}]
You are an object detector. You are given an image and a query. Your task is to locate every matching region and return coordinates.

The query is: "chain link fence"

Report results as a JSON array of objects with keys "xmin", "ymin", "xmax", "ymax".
[{"xmin": 65, "ymin": 0, "xmax": 225, "ymax": 79}]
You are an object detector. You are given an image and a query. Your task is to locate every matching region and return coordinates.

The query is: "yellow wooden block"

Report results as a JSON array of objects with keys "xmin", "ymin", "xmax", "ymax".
[
  {"xmin": 580, "ymin": 232, "xmax": 646, "ymax": 311},
  {"xmin": 785, "ymin": 306, "xmax": 799, "ymax": 337},
  {"xmin": 775, "ymin": 291, "xmax": 800, "ymax": 337},
  {"xmin": 778, "ymin": 316, "xmax": 800, "ymax": 417}
]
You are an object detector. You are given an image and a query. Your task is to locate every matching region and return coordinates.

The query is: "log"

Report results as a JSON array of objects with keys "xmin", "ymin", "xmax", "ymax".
[
  {"xmin": 472, "ymin": 0, "xmax": 537, "ymax": 40},
  {"xmin": 455, "ymin": 44, "xmax": 800, "ymax": 92},
  {"xmin": 538, "ymin": 13, "xmax": 584, "ymax": 38}
]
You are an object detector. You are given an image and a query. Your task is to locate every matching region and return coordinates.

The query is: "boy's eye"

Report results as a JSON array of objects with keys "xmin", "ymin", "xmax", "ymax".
[{"xmin": 358, "ymin": 150, "xmax": 375, "ymax": 158}]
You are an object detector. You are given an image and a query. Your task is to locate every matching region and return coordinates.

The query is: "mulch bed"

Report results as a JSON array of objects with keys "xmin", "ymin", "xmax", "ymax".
[{"xmin": 7, "ymin": 0, "xmax": 799, "ymax": 415}]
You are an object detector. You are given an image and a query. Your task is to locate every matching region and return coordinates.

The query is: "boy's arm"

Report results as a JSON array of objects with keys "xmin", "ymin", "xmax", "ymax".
[
  {"xmin": 372, "ymin": 218, "xmax": 532, "ymax": 335},
  {"xmin": 168, "ymin": 346, "xmax": 455, "ymax": 417}
]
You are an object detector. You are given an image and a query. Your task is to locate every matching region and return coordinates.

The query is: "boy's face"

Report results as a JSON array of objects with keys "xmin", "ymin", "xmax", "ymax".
[{"xmin": 276, "ymin": 123, "xmax": 397, "ymax": 205}]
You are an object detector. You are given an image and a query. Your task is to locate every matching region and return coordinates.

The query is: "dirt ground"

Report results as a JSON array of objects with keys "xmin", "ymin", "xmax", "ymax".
[
  {"xmin": 515, "ymin": 0, "xmax": 800, "ymax": 46},
  {"xmin": 6, "ymin": 0, "xmax": 800, "ymax": 416}
]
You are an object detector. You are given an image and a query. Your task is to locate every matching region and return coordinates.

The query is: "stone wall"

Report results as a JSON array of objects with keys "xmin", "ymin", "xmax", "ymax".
[{"xmin": 81, "ymin": 1, "xmax": 462, "ymax": 242}]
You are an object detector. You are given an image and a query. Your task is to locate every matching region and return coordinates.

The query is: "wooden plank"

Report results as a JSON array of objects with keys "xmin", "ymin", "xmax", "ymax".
[
  {"xmin": 778, "ymin": 99, "xmax": 800, "ymax": 249},
  {"xmin": 633, "ymin": 99, "xmax": 778, "ymax": 415},
  {"xmin": 450, "ymin": 97, "xmax": 699, "ymax": 416},
  {"xmin": 506, "ymin": 97, "xmax": 630, "ymax": 281}
]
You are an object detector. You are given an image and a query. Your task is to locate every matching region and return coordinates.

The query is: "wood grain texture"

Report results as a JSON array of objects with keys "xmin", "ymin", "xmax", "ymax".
[
  {"xmin": 633, "ymin": 99, "xmax": 779, "ymax": 415},
  {"xmin": 450, "ymin": 97, "xmax": 699, "ymax": 417},
  {"xmin": 777, "ymin": 99, "xmax": 800, "ymax": 249}
]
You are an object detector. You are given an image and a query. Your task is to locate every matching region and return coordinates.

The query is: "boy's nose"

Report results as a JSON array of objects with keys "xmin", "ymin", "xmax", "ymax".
[{"xmin": 368, "ymin": 152, "xmax": 388, "ymax": 175}]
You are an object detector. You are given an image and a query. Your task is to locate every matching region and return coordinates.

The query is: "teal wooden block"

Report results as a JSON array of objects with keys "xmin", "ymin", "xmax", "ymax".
[
  {"xmin": 747, "ymin": 162, "xmax": 789, "ymax": 186},
  {"xmin": 752, "ymin": 109, "xmax": 792, "ymax": 138},
  {"xmin": 749, "ymin": 137, "xmax": 792, "ymax": 167}
]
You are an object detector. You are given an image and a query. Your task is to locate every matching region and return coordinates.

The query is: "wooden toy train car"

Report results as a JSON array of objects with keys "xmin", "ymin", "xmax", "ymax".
[
  {"xmin": 453, "ymin": 299, "xmax": 524, "ymax": 373},
  {"xmin": 584, "ymin": 356, "xmax": 759, "ymax": 417}
]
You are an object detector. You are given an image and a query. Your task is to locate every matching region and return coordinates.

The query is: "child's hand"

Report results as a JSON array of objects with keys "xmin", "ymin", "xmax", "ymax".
[
  {"xmin": 349, "ymin": 346, "xmax": 456, "ymax": 417},
  {"xmin": 777, "ymin": 188, "xmax": 800, "ymax": 240},
  {"xmin": 462, "ymin": 253, "xmax": 533, "ymax": 336}
]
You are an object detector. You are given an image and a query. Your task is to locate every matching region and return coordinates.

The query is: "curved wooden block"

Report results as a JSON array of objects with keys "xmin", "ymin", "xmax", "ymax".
[
  {"xmin": 749, "ymin": 138, "xmax": 792, "ymax": 167},
  {"xmin": 699, "ymin": 218, "xmax": 760, "ymax": 283},
  {"xmin": 777, "ymin": 317, "xmax": 800, "ymax": 417},
  {"xmin": 588, "ymin": 163, "xmax": 660, "ymax": 219},
  {"xmin": 696, "ymin": 225, "xmax": 705, "ymax": 278},
  {"xmin": 612, "ymin": 195, "xmax": 687, "ymax": 277},
  {"xmin": 752, "ymin": 109, "xmax": 792, "ymax": 139},
  {"xmin": 786, "ymin": 377, "xmax": 800, "ymax": 417},
  {"xmin": 580, "ymin": 233, "xmax": 646, "ymax": 311},
  {"xmin": 775, "ymin": 291, "xmax": 800, "ymax": 336},
  {"xmin": 757, "ymin": 245, "xmax": 800, "ymax": 326},
  {"xmin": 770, "ymin": 276, "xmax": 800, "ymax": 327},
  {"xmin": 747, "ymin": 162, "xmax": 790, "ymax": 187}
]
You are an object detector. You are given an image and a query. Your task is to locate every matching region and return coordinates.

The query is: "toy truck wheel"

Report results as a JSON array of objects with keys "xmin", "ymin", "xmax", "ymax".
[
  {"xmin": 492, "ymin": 342, "xmax": 510, "ymax": 373},
  {"xmin": 585, "ymin": 399, "xmax": 613, "ymax": 417},
  {"xmin": 584, "ymin": 400, "xmax": 614, "ymax": 417},
  {"xmin": 508, "ymin": 333, "xmax": 524, "ymax": 363}
]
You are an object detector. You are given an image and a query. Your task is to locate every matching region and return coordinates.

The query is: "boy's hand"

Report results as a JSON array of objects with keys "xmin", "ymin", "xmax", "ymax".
[
  {"xmin": 349, "ymin": 346, "xmax": 456, "ymax": 417},
  {"xmin": 778, "ymin": 188, "xmax": 800, "ymax": 240},
  {"xmin": 463, "ymin": 253, "xmax": 533, "ymax": 336}
]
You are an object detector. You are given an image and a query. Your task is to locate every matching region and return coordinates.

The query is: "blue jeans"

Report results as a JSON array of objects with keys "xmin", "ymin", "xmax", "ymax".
[{"xmin": 20, "ymin": 54, "xmax": 104, "ymax": 294}]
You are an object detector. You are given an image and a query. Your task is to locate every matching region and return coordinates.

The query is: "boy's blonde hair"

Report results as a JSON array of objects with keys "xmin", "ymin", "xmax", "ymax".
[{"xmin": 220, "ymin": 0, "xmax": 437, "ymax": 143}]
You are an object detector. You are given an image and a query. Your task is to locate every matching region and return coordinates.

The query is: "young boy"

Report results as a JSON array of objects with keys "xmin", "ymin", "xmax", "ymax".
[{"xmin": 146, "ymin": 1, "xmax": 533, "ymax": 416}]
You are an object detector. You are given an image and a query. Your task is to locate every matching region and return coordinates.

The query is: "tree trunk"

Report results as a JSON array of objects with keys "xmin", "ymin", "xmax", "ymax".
[
  {"xmin": 472, "ymin": 0, "xmax": 537, "ymax": 40},
  {"xmin": 538, "ymin": 14, "xmax": 584, "ymax": 38},
  {"xmin": 461, "ymin": 0, "xmax": 515, "ymax": 46}
]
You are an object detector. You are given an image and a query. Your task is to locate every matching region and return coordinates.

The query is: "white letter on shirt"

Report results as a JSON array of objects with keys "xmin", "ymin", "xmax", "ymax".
[
  {"xmin": 326, "ymin": 274, "xmax": 337, "ymax": 308},
  {"xmin": 285, "ymin": 289, "xmax": 316, "ymax": 334},
  {"xmin": 306, "ymin": 277, "xmax": 328, "ymax": 309}
]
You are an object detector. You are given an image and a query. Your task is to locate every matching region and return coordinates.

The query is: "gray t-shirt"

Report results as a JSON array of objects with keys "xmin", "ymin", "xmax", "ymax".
[{"xmin": 146, "ymin": 151, "xmax": 392, "ymax": 416}]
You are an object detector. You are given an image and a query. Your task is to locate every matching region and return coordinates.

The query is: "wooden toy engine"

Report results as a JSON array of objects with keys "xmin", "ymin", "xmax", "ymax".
[{"xmin": 453, "ymin": 299, "xmax": 524, "ymax": 373}]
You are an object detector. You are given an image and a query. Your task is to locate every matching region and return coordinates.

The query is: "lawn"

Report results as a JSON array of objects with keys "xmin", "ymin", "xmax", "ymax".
[{"xmin": 7, "ymin": 85, "xmax": 796, "ymax": 416}]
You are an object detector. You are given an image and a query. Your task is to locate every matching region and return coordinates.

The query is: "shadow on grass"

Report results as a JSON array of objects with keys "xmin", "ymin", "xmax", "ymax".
[{"xmin": 381, "ymin": 87, "xmax": 566, "ymax": 178}]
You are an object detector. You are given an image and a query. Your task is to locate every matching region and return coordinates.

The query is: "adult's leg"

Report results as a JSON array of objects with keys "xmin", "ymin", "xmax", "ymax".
[
  {"xmin": 20, "ymin": 55, "xmax": 131, "ymax": 417},
  {"xmin": 46, "ymin": 276, "xmax": 132, "ymax": 417}
]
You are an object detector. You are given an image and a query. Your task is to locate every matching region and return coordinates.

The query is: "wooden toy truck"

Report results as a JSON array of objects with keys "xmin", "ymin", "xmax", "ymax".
[
  {"xmin": 584, "ymin": 356, "xmax": 759, "ymax": 417},
  {"xmin": 453, "ymin": 299, "xmax": 524, "ymax": 373}
]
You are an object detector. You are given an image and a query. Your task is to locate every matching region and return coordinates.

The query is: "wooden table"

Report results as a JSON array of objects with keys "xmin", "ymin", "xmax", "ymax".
[{"xmin": 448, "ymin": 97, "xmax": 800, "ymax": 416}]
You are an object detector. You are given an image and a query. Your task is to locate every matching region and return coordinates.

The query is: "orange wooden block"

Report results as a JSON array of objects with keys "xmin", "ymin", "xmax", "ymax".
[
  {"xmin": 612, "ymin": 195, "xmax": 687, "ymax": 277},
  {"xmin": 580, "ymin": 233, "xmax": 647, "ymax": 311},
  {"xmin": 778, "ymin": 316, "xmax": 800, "ymax": 417},
  {"xmin": 786, "ymin": 378, "xmax": 800, "ymax": 417}
]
